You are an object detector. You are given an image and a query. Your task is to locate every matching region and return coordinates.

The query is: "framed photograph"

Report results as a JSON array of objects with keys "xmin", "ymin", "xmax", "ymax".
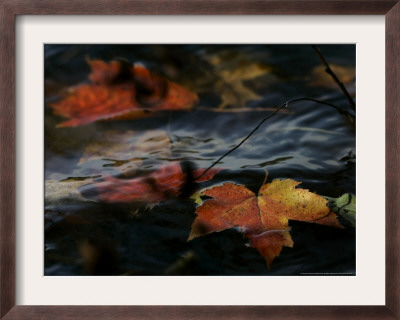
[{"xmin": 1, "ymin": 1, "xmax": 399, "ymax": 319}]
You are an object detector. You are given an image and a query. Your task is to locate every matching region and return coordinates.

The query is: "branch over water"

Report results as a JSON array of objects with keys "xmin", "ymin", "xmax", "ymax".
[
  {"xmin": 197, "ymin": 97, "xmax": 354, "ymax": 180},
  {"xmin": 312, "ymin": 45, "xmax": 356, "ymax": 112}
]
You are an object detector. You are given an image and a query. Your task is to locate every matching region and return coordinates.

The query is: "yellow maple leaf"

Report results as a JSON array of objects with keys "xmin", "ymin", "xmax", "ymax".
[{"xmin": 206, "ymin": 53, "xmax": 273, "ymax": 108}]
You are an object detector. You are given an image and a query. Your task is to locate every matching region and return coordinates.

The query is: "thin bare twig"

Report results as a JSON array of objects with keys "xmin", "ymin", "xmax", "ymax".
[
  {"xmin": 196, "ymin": 106, "xmax": 292, "ymax": 114},
  {"xmin": 312, "ymin": 45, "xmax": 356, "ymax": 112},
  {"xmin": 196, "ymin": 97, "xmax": 350, "ymax": 180}
]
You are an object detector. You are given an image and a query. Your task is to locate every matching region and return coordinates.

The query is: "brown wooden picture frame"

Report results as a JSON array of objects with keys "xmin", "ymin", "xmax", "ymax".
[{"xmin": 1, "ymin": 1, "xmax": 399, "ymax": 319}]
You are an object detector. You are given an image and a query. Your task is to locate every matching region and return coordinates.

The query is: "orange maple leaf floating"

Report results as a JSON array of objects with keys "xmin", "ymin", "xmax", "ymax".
[
  {"xmin": 49, "ymin": 59, "xmax": 199, "ymax": 127},
  {"xmin": 188, "ymin": 178, "xmax": 342, "ymax": 267},
  {"xmin": 84, "ymin": 162, "xmax": 221, "ymax": 204}
]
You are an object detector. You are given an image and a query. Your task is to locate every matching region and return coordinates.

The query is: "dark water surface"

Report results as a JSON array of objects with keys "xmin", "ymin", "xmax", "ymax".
[{"xmin": 45, "ymin": 44, "xmax": 355, "ymax": 275}]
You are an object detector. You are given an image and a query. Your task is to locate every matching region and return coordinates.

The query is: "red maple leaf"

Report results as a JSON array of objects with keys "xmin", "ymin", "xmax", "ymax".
[
  {"xmin": 49, "ymin": 59, "xmax": 198, "ymax": 127},
  {"xmin": 188, "ymin": 179, "xmax": 343, "ymax": 267}
]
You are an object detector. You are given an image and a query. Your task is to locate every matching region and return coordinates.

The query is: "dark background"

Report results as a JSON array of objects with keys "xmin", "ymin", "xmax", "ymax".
[{"xmin": 44, "ymin": 44, "xmax": 355, "ymax": 276}]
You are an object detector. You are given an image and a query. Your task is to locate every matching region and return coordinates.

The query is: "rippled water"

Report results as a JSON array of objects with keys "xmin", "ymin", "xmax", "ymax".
[{"xmin": 45, "ymin": 44, "xmax": 355, "ymax": 275}]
